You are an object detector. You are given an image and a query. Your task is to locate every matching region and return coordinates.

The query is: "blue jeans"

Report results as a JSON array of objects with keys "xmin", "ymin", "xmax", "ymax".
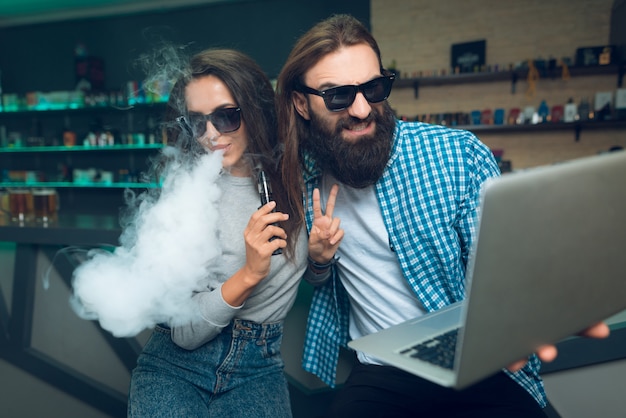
[{"xmin": 128, "ymin": 319, "xmax": 292, "ymax": 418}]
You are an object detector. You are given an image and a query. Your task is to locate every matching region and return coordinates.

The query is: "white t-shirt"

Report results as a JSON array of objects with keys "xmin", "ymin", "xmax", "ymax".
[{"xmin": 321, "ymin": 174, "xmax": 426, "ymax": 365}]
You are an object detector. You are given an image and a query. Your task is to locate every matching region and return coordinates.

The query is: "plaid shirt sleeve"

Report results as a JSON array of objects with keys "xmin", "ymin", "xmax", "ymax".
[{"xmin": 301, "ymin": 163, "xmax": 350, "ymax": 386}]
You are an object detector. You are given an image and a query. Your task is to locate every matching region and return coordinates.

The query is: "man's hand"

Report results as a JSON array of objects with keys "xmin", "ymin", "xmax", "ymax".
[
  {"xmin": 507, "ymin": 322, "xmax": 611, "ymax": 372},
  {"xmin": 308, "ymin": 185, "xmax": 344, "ymax": 264}
]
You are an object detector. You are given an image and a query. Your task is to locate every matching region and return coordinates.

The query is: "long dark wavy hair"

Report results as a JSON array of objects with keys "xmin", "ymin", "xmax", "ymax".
[
  {"xmin": 276, "ymin": 14, "xmax": 384, "ymax": 222},
  {"xmin": 159, "ymin": 48, "xmax": 302, "ymax": 259}
]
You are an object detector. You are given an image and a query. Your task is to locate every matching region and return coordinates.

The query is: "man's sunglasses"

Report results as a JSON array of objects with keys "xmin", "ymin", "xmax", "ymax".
[
  {"xmin": 296, "ymin": 74, "xmax": 395, "ymax": 112},
  {"xmin": 176, "ymin": 107, "xmax": 242, "ymax": 137}
]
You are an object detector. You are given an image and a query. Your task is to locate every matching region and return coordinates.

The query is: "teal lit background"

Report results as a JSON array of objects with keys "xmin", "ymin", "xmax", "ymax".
[{"xmin": 0, "ymin": 0, "xmax": 370, "ymax": 93}]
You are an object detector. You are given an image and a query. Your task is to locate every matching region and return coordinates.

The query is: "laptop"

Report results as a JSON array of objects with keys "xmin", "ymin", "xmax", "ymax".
[{"xmin": 348, "ymin": 150, "xmax": 626, "ymax": 389}]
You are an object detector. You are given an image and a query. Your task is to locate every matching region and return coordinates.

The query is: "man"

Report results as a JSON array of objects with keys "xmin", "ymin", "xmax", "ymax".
[{"xmin": 276, "ymin": 14, "xmax": 609, "ymax": 417}]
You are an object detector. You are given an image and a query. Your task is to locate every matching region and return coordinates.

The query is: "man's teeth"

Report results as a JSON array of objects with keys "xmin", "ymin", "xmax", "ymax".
[{"xmin": 350, "ymin": 123, "xmax": 368, "ymax": 131}]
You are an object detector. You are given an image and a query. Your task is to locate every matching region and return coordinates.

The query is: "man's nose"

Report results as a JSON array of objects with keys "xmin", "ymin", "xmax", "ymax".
[{"xmin": 347, "ymin": 92, "xmax": 372, "ymax": 119}]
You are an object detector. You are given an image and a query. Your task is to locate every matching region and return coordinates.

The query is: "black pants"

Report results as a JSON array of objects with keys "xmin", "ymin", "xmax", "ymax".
[{"xmin": 326, "ymin": 363, "xmax": 548, "ymax": 418}]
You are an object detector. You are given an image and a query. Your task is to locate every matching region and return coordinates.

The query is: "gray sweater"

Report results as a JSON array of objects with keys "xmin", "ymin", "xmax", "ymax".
[{"xmin": 171, "ymin": 172, "xmax": 308, "ymax": 349}]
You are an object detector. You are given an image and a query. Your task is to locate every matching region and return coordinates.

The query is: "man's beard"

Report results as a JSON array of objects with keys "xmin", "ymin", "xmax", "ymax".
[{"xmin": 304, "ymin": 102, "xmax": 396, "ymax": 188}]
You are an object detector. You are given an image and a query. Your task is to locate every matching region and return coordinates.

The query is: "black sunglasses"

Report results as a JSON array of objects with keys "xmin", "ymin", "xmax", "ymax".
[
  {"xmin": 297, "ymin": 74, "xmax": 395, "ymax": 112},
  {"xmin": 176, "ymin": 107, "xmax": 242, "ymax": 137}
]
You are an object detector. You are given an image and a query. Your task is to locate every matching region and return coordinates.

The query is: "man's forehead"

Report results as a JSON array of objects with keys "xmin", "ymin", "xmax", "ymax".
[{"xmin": 304, "ymin": 44, "xmax": 380, "ymax": 88}]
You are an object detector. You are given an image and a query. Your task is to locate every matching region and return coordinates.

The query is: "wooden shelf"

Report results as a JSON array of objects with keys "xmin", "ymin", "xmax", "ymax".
[
  {"xmin": 0, "ymin": 102, "xmax": 166, "ymax": 117},
  {"xmin": 394, "ymin": 64, "xmax": 622, "ymax": 88},
  {"xmin": 460, "ymin": 119, "xmax": 626, "ymax": 133},
  {"xmin": 0, "ymin": 143, "xmax": 163, "ymax": 153},
  {"xmin": 394, "ymin": 64, "xmax": 624, "ymax": 98},
  {"xmin": 426, "ymin": 119, "xmax": 626, "ymax": 141},
  {"xmin": 0, "ymin": 181, "xmax": 159, "ymax": 189}
]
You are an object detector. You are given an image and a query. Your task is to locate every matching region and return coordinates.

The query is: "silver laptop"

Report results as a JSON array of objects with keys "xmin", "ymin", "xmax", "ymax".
[{"xmin": 348, "ymin": 150, "xmax": 626, "ymax": 389}]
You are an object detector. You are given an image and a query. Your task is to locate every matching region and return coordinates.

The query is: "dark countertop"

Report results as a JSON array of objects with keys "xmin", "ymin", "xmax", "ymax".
[{"xmin": 0, "ymin": 213, "xmax": 122, "ymax": 245}]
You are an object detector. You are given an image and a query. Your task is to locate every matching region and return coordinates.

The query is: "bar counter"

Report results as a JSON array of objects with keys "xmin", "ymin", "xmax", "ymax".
[
  {"xmin": 0, "ymin": 213, "xmax": 132, "ymax": 417},
  {"xmin": 0, "ymin": 213, "xmax": 122, "ymax": 246}
]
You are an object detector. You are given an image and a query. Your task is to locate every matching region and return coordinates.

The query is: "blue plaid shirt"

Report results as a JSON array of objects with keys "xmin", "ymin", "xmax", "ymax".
[{"xmin": 301, "ymin": 120, "xmax": 547, "ymax": 407}]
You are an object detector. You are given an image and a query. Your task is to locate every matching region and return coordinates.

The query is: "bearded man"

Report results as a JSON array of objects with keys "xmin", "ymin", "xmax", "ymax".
[{"xmin": 276, "ymin": 13, "xmax": 609, "ymax": 418}]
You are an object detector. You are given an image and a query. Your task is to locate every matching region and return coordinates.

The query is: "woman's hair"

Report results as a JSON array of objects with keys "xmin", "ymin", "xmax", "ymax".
[
  {"xmin": 276, "ymin": 14, "xmax": 383, "ymax": 222},
  {"xmin": 161, "ymin": 48, "xmax": 302, "ymax": 258}
]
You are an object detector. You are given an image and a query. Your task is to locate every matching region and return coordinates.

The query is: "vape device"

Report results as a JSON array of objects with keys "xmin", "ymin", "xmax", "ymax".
[{"xmin": 257, "ymin": 170, "xmax": 282, "ymax": 255}]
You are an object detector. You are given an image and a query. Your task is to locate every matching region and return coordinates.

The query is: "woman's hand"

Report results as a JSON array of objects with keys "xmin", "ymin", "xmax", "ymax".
[
  {"xmin": 221, "ymin": 201, "xmax": 288, "ymax": 307},
  {"xmin": 308, "ymin": 185, "xmax": 344, "ymax": 264},
  {"xmin": 243, "ymin": 201, "xmax": 288, "ymax": 282}
]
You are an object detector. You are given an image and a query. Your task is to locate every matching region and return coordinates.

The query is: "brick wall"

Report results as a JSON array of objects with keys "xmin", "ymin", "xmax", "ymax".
[{"xmin": 371, "ymin": 0, "xmax": 625, "ymax": 169}]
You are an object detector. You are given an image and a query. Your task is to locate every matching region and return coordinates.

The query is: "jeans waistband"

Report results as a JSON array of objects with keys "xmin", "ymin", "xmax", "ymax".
[
  {"xmin": 225, "ymin": 318, "xmax": 283, "ymax": 340},
  {"xmin": 156, "ymin": 318, "xmax": 283, "ymax": 339}
]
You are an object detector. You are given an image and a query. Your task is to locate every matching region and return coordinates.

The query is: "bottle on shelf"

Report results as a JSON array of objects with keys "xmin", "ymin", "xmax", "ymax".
[
  {"xmin": 537, "ymin": 100, "xmax": 550, "ymax": 123},
  {"xmin": 0, "ymin": 125, "xmax": 6, "ymax": 148},
  {"xmin": 564, "ymin": 98, "xmax": 578, "ymax": 122},
  {"xmin": 578, "ymin": 97, "xmax": 591, "ymax": 121},
  {"xmin": 62, "ymin": 116, "xmax": 76, "ymax": 147},
  {"xmin": 551, "ymin": 105, "xmax": 564, "ymax": 123}
]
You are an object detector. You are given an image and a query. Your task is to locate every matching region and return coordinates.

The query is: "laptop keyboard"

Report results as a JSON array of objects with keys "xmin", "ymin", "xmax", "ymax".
[{"xmin": 400, "ymin": 328, "xmax": 459, "ymax": 370}]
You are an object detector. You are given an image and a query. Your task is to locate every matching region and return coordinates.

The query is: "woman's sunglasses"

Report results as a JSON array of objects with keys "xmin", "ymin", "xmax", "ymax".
[
  {"xmin": 296, "ymin": 74, "xmax": 395, "ymax": 112},
  {"xmin": 176, "ymin": 107, "xmax": 242, "ymax": 137}
]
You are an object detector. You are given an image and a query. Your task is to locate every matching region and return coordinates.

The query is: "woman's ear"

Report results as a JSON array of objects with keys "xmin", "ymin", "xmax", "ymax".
[{"xmin": 292, "ymin": 91, "xmax": 311, "ymax": 120}]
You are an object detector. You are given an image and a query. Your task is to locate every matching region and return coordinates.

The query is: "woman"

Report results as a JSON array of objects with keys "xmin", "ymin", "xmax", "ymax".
[{"xmin": 128, "ymin": 49, "xmax": 308, "ymax": 418}]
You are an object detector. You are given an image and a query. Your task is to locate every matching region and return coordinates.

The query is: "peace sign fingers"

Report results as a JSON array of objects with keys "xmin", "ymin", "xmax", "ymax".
[{"xmin": 309, "ymin": 184, "xmax": 343, "ymax": 263}]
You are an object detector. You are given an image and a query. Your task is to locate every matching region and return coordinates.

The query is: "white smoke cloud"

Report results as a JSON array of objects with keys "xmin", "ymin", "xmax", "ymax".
[{"xmin": 69, "ymin": 148, "xmax": 224, "ymax": 337}]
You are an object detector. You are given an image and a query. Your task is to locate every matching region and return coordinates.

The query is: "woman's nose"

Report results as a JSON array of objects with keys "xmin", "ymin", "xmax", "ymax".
[{"xmin": 204, "ymin": 121, "xmax": 220, "ymax": 141}]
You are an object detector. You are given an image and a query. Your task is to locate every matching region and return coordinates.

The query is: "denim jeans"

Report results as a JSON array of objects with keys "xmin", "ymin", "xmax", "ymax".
[{"xmin": 128, "ymin": 319, "xmax": 292, "ymax": 418}]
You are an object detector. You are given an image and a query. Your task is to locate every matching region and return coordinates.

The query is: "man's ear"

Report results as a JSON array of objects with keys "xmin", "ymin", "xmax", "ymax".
[{"xmin": 292, "ymin": 91, "xmax": 311, "ymax": 120}]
